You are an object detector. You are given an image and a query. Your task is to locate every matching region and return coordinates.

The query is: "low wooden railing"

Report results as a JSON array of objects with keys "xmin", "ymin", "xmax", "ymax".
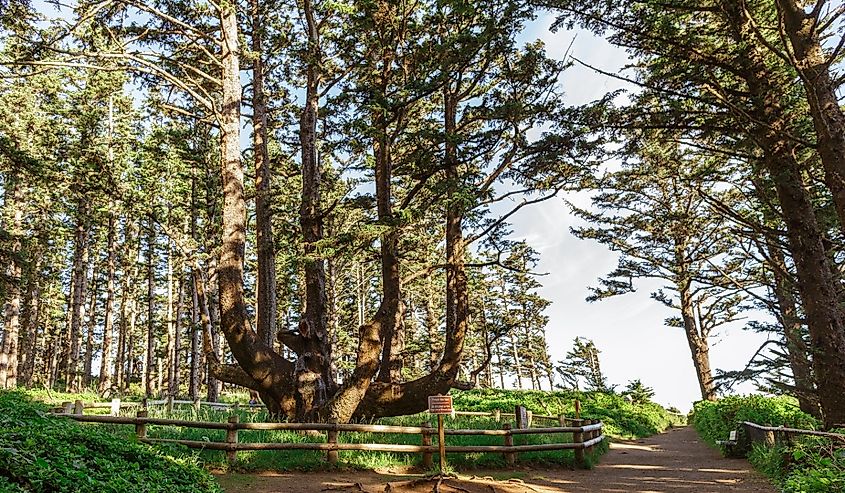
[
  {"xmin": 742, "ymin": 421, "xmax": 845, "ymax": 445},
  {"xmin": 51, "ymin": 404, "xmax": 604, "ymax": 468}
]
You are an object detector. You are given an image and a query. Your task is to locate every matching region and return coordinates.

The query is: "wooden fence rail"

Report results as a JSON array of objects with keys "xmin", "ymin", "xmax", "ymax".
[
  {"xmin": 742, "ymin": 421, "xmax": 845, "ymax": 445},
  {"xmin": 51, "ymin": 405, "xmax": 604, "ymax": 468}
]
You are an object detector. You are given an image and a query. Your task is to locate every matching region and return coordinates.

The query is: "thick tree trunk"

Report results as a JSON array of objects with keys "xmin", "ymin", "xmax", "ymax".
[
  {"xmin": 679, "ymin": 286, "xmax": 716, "ymax": 401},
  {"xmin": 0, "ymin": 177, "xmax": 23, "ymax": 388},
  {"xmin": 289, "ymin": 0, "xmax": 335, "ymax": 417},
  {"xmin": 373, "ymin": 111, "xmax": 404, "ymax": 383},
  {"xmin": 251, "ymin": 0, "xmax": 278, "ymax": 348},
  {"xmin": 766, "ymin": 238, "xmax": 819, "ymax": 416},
  {"xmin": 215, "ymin": 3, "xmax": 297, "ymax": 417},
  {"xmin": 98, "ymin": 214, "xmax": 117, "ymax": 393},
  {"xmin": 350, "ymin": 84, "xmax": 470, "ymax": 418},
  {"xmin": 723, "ymin": 2, "xmax": 845, "ymax": 427},
  {"xmin": 777, "ymin": 0, "xmax": 845, "ymax": 233},
  {"xmin": 65, "ymin": 214, "xmax": 89, "ymax": 391}
]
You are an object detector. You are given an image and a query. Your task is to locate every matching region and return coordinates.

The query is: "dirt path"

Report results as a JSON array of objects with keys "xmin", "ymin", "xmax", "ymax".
[{"xmin": 216, "ymin": 426, "xmax": 777, "ymax": 492}]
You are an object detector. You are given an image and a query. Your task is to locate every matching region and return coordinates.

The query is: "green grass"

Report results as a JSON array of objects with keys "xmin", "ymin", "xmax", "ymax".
[
  {"xmin": 0, "ymin": 391, "xmax": 221, "ymax": 493},
  {"xmin": 692, "ymin": 395, "xmax": 844, "ymax": 493}
]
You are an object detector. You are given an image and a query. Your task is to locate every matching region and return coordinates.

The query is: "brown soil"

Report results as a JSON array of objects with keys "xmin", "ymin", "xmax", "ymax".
[{"xmin": 216, "ymin": 426, "xmax": 777, "ymax": 493}]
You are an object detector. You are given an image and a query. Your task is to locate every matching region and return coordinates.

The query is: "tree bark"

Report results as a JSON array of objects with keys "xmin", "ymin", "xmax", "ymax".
[
  {"xmin": 723, "ymin": 1, "xmax": 845, "ymax": 427},
  {"xmin": 82, "ymin": 255, "xmax": 99, "ymax": 388},
  {"xmin": 251, "ymin": 0, "xmax": 278, "ymax": 348},
  {"xmin": 18, "ymin": 268, "xmax": 40, "ymax": 387},
  {"xmin": 0, "ymin": 176, "xmax": 23, "ymax": 388},
  {"xmin": 215, "ymin": 2, "xmax": 297, "ymax": 417},
  {"xmin": 776, "ymin": 0, "xmax": 845, "ymax": 233},
  {"xmin": 144, "ymin": 222, "xmax": 156, "ymax": 397},
  {"xmin": 65, "ymin": 213, "xmax": 89, "ymax": 391},
  {"xmin": 98, "ymin": 213, "xmax": 117, "ymax": 393},
  {"xmin": 679, "ymin": 283, "xmax": 716, "ymax": 401}
]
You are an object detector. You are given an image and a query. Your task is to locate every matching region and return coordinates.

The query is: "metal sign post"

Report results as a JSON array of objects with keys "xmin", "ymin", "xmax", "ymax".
[{"xmin": 428, "ymin": 395, "xmax": 453, "ymax": 474}]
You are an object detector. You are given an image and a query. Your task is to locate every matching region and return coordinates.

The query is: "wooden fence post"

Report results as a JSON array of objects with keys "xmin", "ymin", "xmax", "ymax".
[
  {"xmin": 515, "ymin": 405, "xmax": 526, "ymax": 429},
  {"xmin": 527, "ymin": 410, "xmax": 533, "ymax": 428},
  {"xmin": 585, "ymin": 420, "xmax": 596, "ymax": 456},
  {"xmin": 226, "ymin": 415, "xmax": 239, "ymax": 465},
  {"xmin": 573, "ymin": 419, "xmax": 584, "ymax": 468},
  {"xmin": 110, "ymin": 398, "xmax": 121, "ymax": 416},
  {"xmin": 73, "ymin": 400, "xmax": 83, "ymax": 415},
  {"xmin": 421, "ymin": 421, "xmax": 434, "ymax": 469},
  {"xmin": 558, "ymin": 414, "xmax": 566, "ymax": 426},
  {"xmin": 326, "ymin": 419, "xmax": 339, "ymax": 464},
  {"xmin": 62, "ymin": 401, "xmax": 72, "ymax": 414},
  {"xmin": 503, "ymin": 423, "xmax": 515, "ymax": 466},
  {"xmin": 493, "ymin": 409, "xmax": 501, "ymax": 422},
  {"xmin": 166, "ymin": 395, "xmax": 174, "ymax": 414},
  {"xmin": 135, "ymin": 410, "xmax": 148, "ymax": 439}
]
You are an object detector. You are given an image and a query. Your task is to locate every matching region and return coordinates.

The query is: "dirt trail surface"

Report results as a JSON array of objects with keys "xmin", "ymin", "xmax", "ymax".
[{"xmin": 216, "ymin": 426, "xmax": 776, "ymax": 493}]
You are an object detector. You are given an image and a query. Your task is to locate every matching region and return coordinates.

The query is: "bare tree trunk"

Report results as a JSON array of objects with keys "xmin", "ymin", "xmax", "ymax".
[
  {"xmin": 0, "ymin": 176, "xmax": 23, "ymax": 388},
  {"xmin": 65, "ymin": 214, "xmax": 89, "ymax": 391},
  {"xmin": 679, "ymin": 286, "xmax": 716, "ymax": 401},
  {"xmin": 372, "ymin": 81, "xmax": 404, "ymax": 384},
  {"xmin": 82, "ymin": 261, "xmax": 99, "ymax": 388},
  {"xmin": 18, "ymin": 269, "xmax": 40, "ymax": 387},
  {"xmin": 424, "ymin": 281, "xmax": 438, "ymax": 372},
  {"xmin": 165, "ymin": 243, "xmax": 178, "ymax": 398},
  {"xmin": 291, "ymin": 0, "xmax": 334, "ymax": 416},
  {"xmin": 98, "ymin": 213, "xmax": 117, "ymax": 393},
  {"xmin": 510, "ymin": 333, "xmax": 522, "ymax": 389},
  {"xmin": 144, "ymin": 222, "xmax": 156, "ymax": 397},
  {"xmin": 173, "ymin": 273, "xmax": 184, "ymax": 397},
  {"xmin": 251, "ymin": 0, "xmax": 277, "ymax": 348},
  {"xmin": 214, "ymin": 3, "xmax": 296, "ymax": 416}
]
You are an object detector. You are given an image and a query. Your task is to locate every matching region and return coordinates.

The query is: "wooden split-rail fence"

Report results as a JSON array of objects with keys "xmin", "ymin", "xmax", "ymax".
[
  {"xmin": 742, "ymin": 421, "xmax": 845, "ymax": 446},
  {"xmin": 52, "ymin": 400, "xmax": 605, "ymax": 468}
]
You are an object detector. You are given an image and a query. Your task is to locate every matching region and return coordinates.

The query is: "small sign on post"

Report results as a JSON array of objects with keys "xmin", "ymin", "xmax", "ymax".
[
  {"xmin": 428, "ymin": 395, "xmax": 453, "ymax": 474},
  {"xmin": 428, "ymin": 395, "xmax": 453, "ymax": 414}
]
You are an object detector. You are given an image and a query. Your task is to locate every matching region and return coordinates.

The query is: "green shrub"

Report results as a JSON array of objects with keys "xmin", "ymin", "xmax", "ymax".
[
  {"xmin": 451, "ymin": 388, "xmax": 683, "ymax": 438},
  {"xmin": 692, "ymin": 395, "xmax": 845, "ymax": 493},
  {"xmin": 691, "ymin": 395, "xmax": 817, "ymax": 448},
  {"xmin": 0, "ymin": 391, "xmax": 221, "ymax": 493}
]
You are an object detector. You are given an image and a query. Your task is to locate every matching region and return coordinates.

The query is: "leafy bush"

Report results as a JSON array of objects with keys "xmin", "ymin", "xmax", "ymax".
[
  {"xmin": 691, "ymin": 395, "xmax": 817, "ymax": 449},
  {"xmin": 692, "ymin": 395, "xmax": 845, "ymax": 493},
  {"xmin": 451, "ymin": 388, "xmax": 683, "ymax": 438},
  {"xmin": 0, "ymin": 391, "xmax": 221, "ymax": 493}
]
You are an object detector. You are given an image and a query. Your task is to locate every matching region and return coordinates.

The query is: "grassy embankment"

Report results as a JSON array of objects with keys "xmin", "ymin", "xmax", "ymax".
[
  {"xmin": 0, "ymin": 391, "xmax": 221, "ymax": 493},
  {"xmin": 692, "ymin": 395, "xmax": 845, "ymax": 492},
  {"xmin": 21, "ymin": 387, "xmax": 682, "ymax": 473}
]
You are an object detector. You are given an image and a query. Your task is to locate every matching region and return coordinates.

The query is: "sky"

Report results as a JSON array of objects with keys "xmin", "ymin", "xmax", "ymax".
[{"xmin": 508, "ymin": 14, "xmax": 770, "ymax": 412}]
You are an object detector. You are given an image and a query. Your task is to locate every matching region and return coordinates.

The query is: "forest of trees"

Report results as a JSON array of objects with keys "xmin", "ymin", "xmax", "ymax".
[{"xmin": 0, "ymin": 0, "xmax": 844, "ymax": 428}]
